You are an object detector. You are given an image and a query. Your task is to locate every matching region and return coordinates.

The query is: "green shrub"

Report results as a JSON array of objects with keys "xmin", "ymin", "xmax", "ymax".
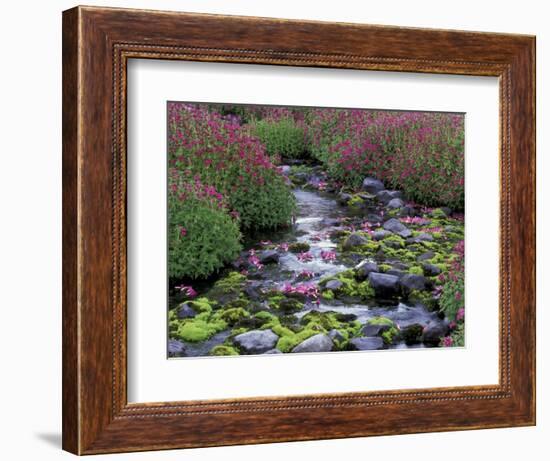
[
  {"xmin": 168, "ymin": 174, "xmax": 242, "ymax": 279},
  {"xmin": 251, "ymin": 118, "xmax": 308, "ymax": 159}
]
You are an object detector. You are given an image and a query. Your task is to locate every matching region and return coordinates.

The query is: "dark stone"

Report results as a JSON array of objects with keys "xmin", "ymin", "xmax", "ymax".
[
  {"xmin": 325, "ymin": 279, "xmax": 343, "ymax": 291},
  {"xmin": 400, "ymin": 274, "xmax": 428, "ymax": 293},
  {"xmin": 337, "ymin": 192, "xmax": 352, "ymax": 205},
  {"xmin": 244, "ymin": 285, "xmax": 262, "ymax": 300},
  {"xmin": 387, "ymin": 198, "xmax": 405, "ymax": 209},
  {"xmin": 441, "ymin": 207, "xmax": 452, "ymax": 216},
  {"xmin": 361, "ymin": 323, "xmax": 391, "ymax": 337},
  {"xmin": 355, "ymin": 260, "xmax": 379, "ymax": 280},
  {"xmin": 362, "ymin": 177, "xmax": 385, "ymax": 194},
  {"xmin": 387, "ymin": 269, "xmax": 406, "ymax": 278},
  {"xmin": 368, "ymin": 272, "xmax": 401, "ymax": 298},
  {"xmin": 321, "ymin": 217, "xmax": 340, "ymax": 227},
  {"xmin": 417, "ymin": 251, "xmax": 435, "ymax": 262},
  {"xmin": 348, "ymin": 337, "xmax": 385, "ymax": 351},
  {"xmin": 422, "ymin": 263, "xmax": 442, "ymax": 276},
  {"xmin": 328, "ymin": 329, "xmax": 346, "ymax": 343},
  {"xmin": 367, "ymin": 213, "xmax": 384, "ymax": 224},
  {"xmin": 376, "ymin": 190, "xmax": 402, "ymax": 204},
  {"xmin": 168, "ymin": 339, "xmax": 187, "ymax": 357},
  {"xmin": 401, "ymin": 323, "xmax": 424, "ymax": 345},
  {"xmin": 334, "ymin": 312, "xmax": 358, "ymax": 322},
  {"xmin": 292, "ymin": 334, "xmax": 333, "ymax": 353},
  {"xmin": 396, "ymin": 205, "xmax": 416, "ymax": 217},
  {"xmin": 342, "ymin": 232, "xmax": 368, "ymax": 250},
  {"xmin": 409, "ymin": 233, "xmax": 434, "ymax": 244},
  {"xmin": 422, "ymin": 321, "xmax": 450, "ymax": 346},
  {"xmin": 383, "ymin": 218, "xmax": 411, "ymax": 238},
  {"xmin": 234, "ymin": 329, "xmax": 279, "ymax": 354},
  {"xmin": 372, "ymin": 229, "xmax": 391, "ymax": 241},
  {"xmin": 176, "ymin": 303, "xmax": 196, "ymax": 319},
  {"xmin": 259, "ymin": 249, "xmax": 280, "ymax": 264}
]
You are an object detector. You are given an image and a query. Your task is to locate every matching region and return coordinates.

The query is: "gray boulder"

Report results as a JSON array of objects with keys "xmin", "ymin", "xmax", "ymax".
[
  {"xmin": 342, "ymin": 232, "xmax": 368, "ymax": 250},
  {"xmin": 168, "ymin": 339, "xmax": 187, "ymax": 357},
  {"xmin": 292, "ymin": 334, "xmax": 333, "ymax": 353},
  {"xmin": 328, "ymin": 329, "xmax": 346, "ymax": 343},
  {"xmin": 387, "ymin": 198, "xmax": 405, "ymax": 209},
  {"xmin": 383, "ymin": 218, "xmax": 412, "ymax": 238},
  {"xmin": 362, "ymin": 177, "xmax": 385, "ymax": 194},
  {"xmin": 417, "ymin": 251, "xmax": 435, "ymax": 262},
  {"xmin": 376, "ymin": 190, "xmax": 402, "ymax": 204},
  {"xmin": 337, "ymin": 192, "xmax": 352, "ymax": 205},
  {"xmin": 422, "ymin": 263, "xmax": 442, "ymax": 276},
  {"xmin": 400, "ymin": 274, "xmax": 429, "ymax": 293},
  {"xmin": 348, "ymin": 337, "xmax": 385, "ymax": 351},
  {"xmin": 355, "ymin": 260, "xmax": 379, "ymax": 280},
  {"xmin": 259, "ymin": 249, "xmax": 280, "ymax": 264},
  {"xmin": 325, "ymin": 279, "xmax": 343, "ymax": 291},
  {"xmin": 368, "ymin": 272, "xmax": 401, "ymax": 298},
  {"xmin": 422, "ymin": 321, "xmax": 450, "ymax": 346},
  {"xmin": 361, "ymin": 323, "xmax": 391, "ymax": 337},
  {"xmin": 234, "ymin": 329, "xmax": 279, "ymax": 354},
  {"xmin": 372, "ymin": 229, "xmax": 391, "ymax": 241},
  {"xmin": 177, "ymin": 303, "xmax": 196, "ymax": 319}
]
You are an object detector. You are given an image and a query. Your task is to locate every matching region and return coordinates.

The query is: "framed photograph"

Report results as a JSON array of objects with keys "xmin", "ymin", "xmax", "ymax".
[{"xmin": 62, "ymin": 6, "xmax": 535, "ymax": 455}]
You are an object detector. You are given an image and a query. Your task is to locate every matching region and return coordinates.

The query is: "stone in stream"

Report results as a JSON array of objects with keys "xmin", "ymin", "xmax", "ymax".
[
  {"xmin": 376, "ymin": 189, "xmax": 402, "ymax": 205},
  {"xmin": 422, "ymin": 263, "xmax": 442, "ymax": 276},
  {"xmin": 292, "ymin": 334, "xmax": 334, "ymax": 353},
  {"xmin": 387, "ymin": 198, "xmax": 405, "ymax": 209},
  {"xmin": 342, "ymin": 232, "xmax": 369, "ymax": 251},
  {"xmin": 368, "ymin": 272, "xmax": 401, "ymax": 298},
  {"xmin": 325, "ymin": 279, "xmax": 343, "ymax": 291},
  {"xmin": 382, "ymin": 218, "xmax": 412, "ymax": 238},
  {"xmin": 362, "ymin": 177, "xmax": 385, "ymax": 194},
  {"xmin": 177, "ymin": 303, "xmax": 197, "ymax": 319},
  {"xmin": 168, "ymin": 339, "xmax": 187, "ymax": 357},
  {"xmin": 259, "ymin": 249, "xmax": 280, "ymax": 265},
  {"xmin": 386, "ymin": 269, "xmax": 406, "ymax": 278},
  {"xmin": 367, "ymin": 213, "xmax": 384, "ymax": 224},
  {"xmin": 372, "ymin": 229, "xmax": 391, "ymax": 241},
  {"xmin": 417, "ymin": 251, "xmax": 435, "ymax": 262},
  {"xmin": 400, "ymin": 274, "xmax": 429, "ymax": 294},
  {"xmin": 422, "ymin": 321, "xmax": 450, "ymax": 346},
  {"xmin": 234, "ymin": 329, "xmax": 279, "ymax": 355},
  {"xmin": 337, "ymin": 192, "xmax": 352, "ymax": 205},
  {"xmin": 348, "ymin": 337, "xmax": 385, "ymax": 351},
  {"xmin": 401, "ymin": 323, "xmax": 424, "ymax": 345},
  {"xmin": 328, "ymin": 329, "xmax": 346, "ymax": 343},
  {"xmin": 355, "ymin": 260, "xmax": 379, "ymax": 280},
  {"xmin": 361, "ymin": 322, "xmax": 392, "ymax": 337}
]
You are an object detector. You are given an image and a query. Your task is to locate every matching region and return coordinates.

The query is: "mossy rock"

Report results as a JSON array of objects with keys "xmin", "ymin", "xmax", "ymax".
[
  {"xmin": 401, "ymin": 323, "xmax": 424, "ymax": 345},
  {"xmin": 173, "ymin": 314, "xmax": 228, "ymax": 343},
  {"xmin": 216, "ymin": 307, "xmax": 251, "ymax": 326},
  {"xmin": 288, "ymin": 242, "xmax": 311, "ymax": 253},
  {"xmin": 209, "ymin": 345, "xmax": 239, "ymax": 356}
]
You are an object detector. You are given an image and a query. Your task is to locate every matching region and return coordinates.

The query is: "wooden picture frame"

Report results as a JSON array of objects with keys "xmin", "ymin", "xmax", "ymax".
[{"xmin": 62, "ymin": 5, "xmax": 536, "ymax": 455}]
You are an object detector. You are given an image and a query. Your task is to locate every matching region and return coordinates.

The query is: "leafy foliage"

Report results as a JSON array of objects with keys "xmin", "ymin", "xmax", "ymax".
[{"xmin": 250, "ymin": 118, "xmax": 308, "ymax": 159}]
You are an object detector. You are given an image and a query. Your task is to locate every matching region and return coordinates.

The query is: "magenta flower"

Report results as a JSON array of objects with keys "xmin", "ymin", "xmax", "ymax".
[
  {"xmin": 297, "ymin": 252, "xmax": 313, "ymax": 262},
  {"xmin": 456, "ymin": 308, "xmax": 465, "ymax": 322},
  {"xmin": 175, "ymin": 285, "xmax": 197, "ymax": 298},
  {"xmin": 179, "ymin": 226, "xmax": 187, "ymax": 237},
  {"xmin": 278, "ymin": 242, "xmax": 289, "ymax": 252},
  {"xmin": 299, "ymin": 270, "xmax": 315, "ymax": 279},
  {"xmin": 441, "ymin": 336, "xmax": 453, "ymax": 347},
  {"xmin": 320, "ymin": 250, "xmax": 337, "ymax": 262}
]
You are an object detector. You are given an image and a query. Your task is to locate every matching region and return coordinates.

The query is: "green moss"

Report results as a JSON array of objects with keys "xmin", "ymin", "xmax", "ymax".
[
  {"xmin": 379, "ymin": 264, "xmax": 392, "ymax": 273},
  {"xmin": 174, "ymin": 316, "xmax": 227, "ymax": 342},
  {"xmin": 255, "ymin": 311, "xmax": 277, "ymax": 322},
  {"xmin": 275, "ymin": 327, "xmax": 318, "ymax": 353},
  {"xmin": 408, "ymin": 266, "xmax": 424, "ymax": 275},
  {"xmin": 328, "ymin": 270, "xmax": 375, "ymax": 300},
  {"xmin": 348, "ymin": 195, "xmax": 364, "ymax": 207},
  {"xmin": 408, "ymin": 290, "xmax": 439, "ymax": 310},
  {"xmin": 383, "ymin": 234, "xmax": 406, "ymax": 248},
  {"xmin": 215, "ymin": 307, "xmax": 250, "ymax": 326},
  {"xmin": 186, "ymin": 297, "xmax": 213, "ymax": 314},
  {"xmin": 366, "ymin": 316, "xmax": 399, "ymax": 344},
  {"xmin": 430, "ymin": 208, "xmax": 448, "ymax": 219},
  {"xmin": 366, "ymin": 316, "xmax": 395, "ymax": 327},
  {"xmin": 288, "ymin": 242, "xmax": 311, "ymax": 253},
  {"xmin": 209, "ymin": 345, "xmax": 239, "ymax": 356},
  {"xmin": 321, "ymin": 289, "xmax": 335, "ymax": 300},
  {"xmin": 213, "ymin": 271, "xmax": 246, "ymax": 293}
]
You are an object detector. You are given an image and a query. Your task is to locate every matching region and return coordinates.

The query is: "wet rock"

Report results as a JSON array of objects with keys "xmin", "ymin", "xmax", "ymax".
[
  {"xmin": 422, "ymin": 263, "xmax": 442, "ymax": 276},
  {"xmin": 342, "ymin": 232, "xmax": 368, "ymax": 250},
  {"xmin": 383, "ymin": 218, "xmax": 411, "ymax": 238},
  {"xmin": 244, "ymin": 285, "xmax": 262, "ymax": 300},
  {"xmin": 337, "ymin": 192, "xmax": 352, "ymax": 205},
  {"xmin": 401, "ymin": 323, "xmax": 424, "ymax": 345},
  {"xmin": 348, "ymin": 337, "xmax": 385, "ymax": 351},
  {"xmin": 334, "ymin": 312, "xmax": 358, "ymax": 322},
  {"xmin": 168, "ymin": 339, "xmax": 187, "ymax": 357},
  {"xmin": 417, "ymin": 251, "xmax": 435, "ymax": 262},
  {"xmin": 387, "ymin": 198, "xmax": 405, "ymax": 209},
  {"xmin": 325, "ymin": 279, "xmax": 343, "ymax": 291},
  {"xmin": 279, "ymin": 165, "xmax": 291, "ymax": 175},
  {"xmin": 361, "ymin": 322, "xmax": 392, "ymax": 337},
  {"xmin": 440, "ymin": 207, "xmax": 452, "ymax": 216},
  {"xmin": 372, "ymin": 229, "xmax": 391, "ymax": 240},
  {"xmin": 376, "ymin": 190, "xmax": 402, "ymax": 205},
  {"xmin": 387, "ymin": 269, "xmax": 406, "ymax": 278},
  {"xmin": 321, "ymin": 217, "xmax": 340, "ymax": 227},
  {"xmin": 263, "ymin": 348, "xmax": 283, "ymax": 354},
  {"xmin": 259, "ymin": 250, "xmax": 280, "ymax": 265},
  {"xmin": 400, "ymin": 274, "xmax": 429, "ymax": 293},
  {"xmin": 234, "ymin": 329, "xmax": 279, "ymax": 354},
  {"xmin": 355, "ymin": 260, "xmax": 379, "ymax": 280},
  {"xmin": 362, "ymin": 177, "xmax": 385, "ymax": 194},
  {"xmin": 396, "ymin": 205, "xmax": 416, "ymax": 217},
  {"xmin": 328, "ymin": 329, "xmax": 346, "ymax": 343},
  {"xmin": 367, "ymin": 213, "xmax": 384, "ymax": 224},
  {"xmin": 177, "ymin": 303, "xmax": 197, "ymax": 319},
  {"xmin": 368, "ymin": 272, "xmax": 401, "ymax": 298},
  {"xmin": 292, "ymin": 334, "xmax": 333, "ymax": 353},
  {"xmin": 422, "ymin": 321, "xmax": 449, "ymax": 346}
]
